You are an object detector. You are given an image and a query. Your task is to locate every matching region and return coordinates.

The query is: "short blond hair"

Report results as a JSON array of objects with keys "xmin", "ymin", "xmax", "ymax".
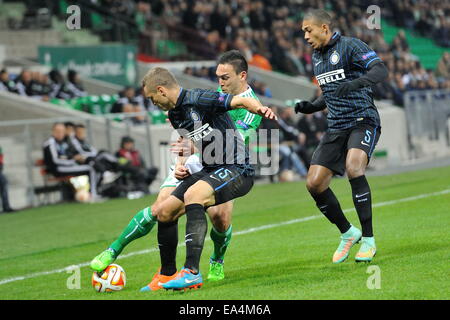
[{"xmin": 142, "ymin": 67, "xmax": 179, "ymax": 93}]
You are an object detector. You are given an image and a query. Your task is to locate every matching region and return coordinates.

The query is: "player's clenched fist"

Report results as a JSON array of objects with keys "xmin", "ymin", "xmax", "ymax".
[
  {"xmin": 174, "ymin": 164, "xmax": 190, "ymax": 180},
  {"xmin": 294, "ymin": 100, "xmax": 314, "ymax": 114}
]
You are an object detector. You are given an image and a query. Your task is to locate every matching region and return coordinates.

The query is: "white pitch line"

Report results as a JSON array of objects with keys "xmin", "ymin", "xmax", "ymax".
[{"xmin": 0, "ymin": 188, "xmax": 449, "ymax": 286}]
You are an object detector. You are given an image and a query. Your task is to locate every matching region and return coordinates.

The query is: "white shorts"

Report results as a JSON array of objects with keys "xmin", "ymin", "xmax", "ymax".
[{"xmin": 160, "ymin": 154, "xmax": 203, "ymax": 189}]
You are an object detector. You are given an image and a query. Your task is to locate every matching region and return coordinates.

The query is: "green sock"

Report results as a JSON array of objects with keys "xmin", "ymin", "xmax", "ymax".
[
  {"xmin": 210, "ymin": 225, "xmax": 232, "ymax": 261},
  {"xmin": 109, "ymin": 207, "xmax": 157, "ymax": 257}
]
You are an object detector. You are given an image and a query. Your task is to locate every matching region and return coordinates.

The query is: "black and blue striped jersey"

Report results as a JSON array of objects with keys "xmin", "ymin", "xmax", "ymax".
[
  {"xmin": 168, "ymin": 88, "xmax": 254, "ymax": 176},
  {"xmin": 313, "ymin": 32, "xmax": 381, "ymax": 131}
]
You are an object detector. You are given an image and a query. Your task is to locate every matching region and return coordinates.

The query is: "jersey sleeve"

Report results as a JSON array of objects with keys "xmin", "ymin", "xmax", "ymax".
[
  {"xmin": 228, "ymin": 108, "xmax": 262, "ymax": 144},
  {"xmin": 228, "ymin": 109, "xmax": 260, "ymax": 129},
  {"xmin": 350, "ymin": 39, "xmax": 381, "ymax": 70},
  {"xmin": 195, "ymin": 89, "xmax": 233, "ymax": 113}
]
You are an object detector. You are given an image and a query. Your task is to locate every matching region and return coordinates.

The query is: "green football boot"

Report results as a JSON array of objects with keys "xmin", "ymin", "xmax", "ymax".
[
  {"xmin": 90, "ymin": 248, "xmax": 116, "ymax": 272},
  {"xmin": 355, "ymin": 237, "xmax": 377, "ymax": 262},
  {"xmin": 207, "ymin": 259, "xmax": 225, "ymax": 281},
  {"xmin": 332, "ymin": 225, "xmax": 362, "ymax": 264}
]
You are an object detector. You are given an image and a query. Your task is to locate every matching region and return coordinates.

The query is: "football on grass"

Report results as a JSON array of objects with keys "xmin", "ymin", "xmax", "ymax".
[{"xmin": 92, "ymin": 264, "xmax": 126, "ymax": 292}]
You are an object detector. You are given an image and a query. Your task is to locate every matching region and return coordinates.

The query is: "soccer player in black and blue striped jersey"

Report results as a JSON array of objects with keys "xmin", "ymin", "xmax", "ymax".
[
  {"xmin": 141, "ymin": 67, "xmax": 276, "ymax": 290},
  {"xmin": 295, "ymin": 9, "xmax": 388, "ymax": 263}
]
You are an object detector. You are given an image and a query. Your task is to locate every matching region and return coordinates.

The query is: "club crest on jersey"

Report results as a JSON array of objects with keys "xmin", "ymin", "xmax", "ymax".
[
  {"xmin": 316, "ymin": 69, "xmax": 346, "ymax": 85},
  {"xmin": 330, "ymin": 51, "xmax": 340, "ymax": 65},
  {"xmin": 190, "ymin": 110, "xmax": 200, "ymax": 122}
]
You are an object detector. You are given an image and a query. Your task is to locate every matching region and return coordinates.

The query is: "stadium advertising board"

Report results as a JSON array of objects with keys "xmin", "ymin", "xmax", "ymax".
[{"xmin": 38, "ymin": 44, "xmax": 137, "ymax": 86}]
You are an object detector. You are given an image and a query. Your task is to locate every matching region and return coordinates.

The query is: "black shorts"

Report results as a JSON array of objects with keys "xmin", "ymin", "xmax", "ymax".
[
  {"xmin": 171, "ymin": 165, "xmax": 254, "ymax": 206},
  {"xmin": 310, "ymin": 123, "xmax": 381, "ymax": 176}
]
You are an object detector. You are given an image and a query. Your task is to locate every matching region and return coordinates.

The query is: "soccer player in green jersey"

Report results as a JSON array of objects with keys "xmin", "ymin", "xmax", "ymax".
[{"xmin": 90, "ymin": 50, "xmax": 263, "ymax": 289}]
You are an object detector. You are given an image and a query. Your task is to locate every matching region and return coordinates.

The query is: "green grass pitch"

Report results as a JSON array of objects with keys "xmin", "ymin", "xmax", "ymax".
[{"xmin": 0, "ymin": 166, "xmax": 449, "ymax": 300}]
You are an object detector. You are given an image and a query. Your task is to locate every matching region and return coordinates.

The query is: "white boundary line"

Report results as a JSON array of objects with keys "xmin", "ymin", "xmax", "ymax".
[{"xmin": 0, "ymin": 189, "xmax": 449, "ymax": 286}]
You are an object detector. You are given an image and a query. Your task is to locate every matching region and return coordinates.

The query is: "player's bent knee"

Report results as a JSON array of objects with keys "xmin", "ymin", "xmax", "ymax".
[
  {"xmin": 156, "ymin": 207, "xmax": 174, "ymax": 223},
  {"xmin": 209, "ymin": 213, "xmax": 229, "ymax": 233},
  {"xmin": 150, "ymin": 203, "xmax": 161, "ymax": 219},
  {"xmin": 346, "ymin": 163, "xmax": 365, "ymax": 179},
  {"xmin": 157, "ymin": 213, "xmax": 171, "ymax": 223},
  {"xmin": 151, "ymin": 202, "xmax": 172, "ymax": 222},
  {"xmin": 306, "ymin": 176, "xmax": 325, "ymax": 195},
  {"xmin": 206, "ymin": 205, "xmax": 219, "ymax": 217},
  {"xmin": 346, "ymin": 149, "xmax": 368, "ymax": 178},
  {"xmin": 214, "ymin": 220, "xmax": 229, "ymax": 233}
]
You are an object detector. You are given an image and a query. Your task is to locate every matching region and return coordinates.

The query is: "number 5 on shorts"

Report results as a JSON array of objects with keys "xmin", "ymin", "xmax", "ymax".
[{"xmin": 364, "ymin": 130, "xmax": 372, "ymax": 143}]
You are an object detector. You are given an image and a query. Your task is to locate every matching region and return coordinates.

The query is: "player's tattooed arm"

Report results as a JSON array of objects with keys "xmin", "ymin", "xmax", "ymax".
[{"xmin": 230, "ymin": 96, "xmax": 277, "ymax": 120}]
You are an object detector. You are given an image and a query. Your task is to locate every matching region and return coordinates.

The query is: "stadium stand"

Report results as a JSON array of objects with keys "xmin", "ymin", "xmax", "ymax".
[
  {"xmin": 382, "ymin": 0, "xmax": 450, "ymax": 48},
  {"xmin": 0, "ymin": 65, "xmax": 168, "ymax": 124},
  {"xmin": 81, "ymin": 0, "xmax": 448, "ymax": 107},
  {"xmin": 0, "ymin": 89, "xmax": 170, "ymax": 209},
  {"xmin": 0, "ymin": 0, "xmax": 449, "ymax": 209},
  {"xmin": 3, "ymin": 0, "xmax": 449, "ymax": 108}
]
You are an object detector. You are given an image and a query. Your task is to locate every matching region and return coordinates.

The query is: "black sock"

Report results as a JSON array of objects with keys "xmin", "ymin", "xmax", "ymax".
[
  {"xmin": 157, "ymin": 220, "xmax": 178, "ymax": 276},
  {"xmin": 311, "ymin": 188, "xmax": 351, "ymax": 233},
  {"xmin": 350, "ymin": 175, "xmax": 373, "ymax": 237},
  {"xmin": 184, "ymin": 203, "xmax": 207, "ymax": 274}
]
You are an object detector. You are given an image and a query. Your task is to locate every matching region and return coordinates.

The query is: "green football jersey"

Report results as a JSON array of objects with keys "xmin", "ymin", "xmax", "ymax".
[{"xmin": 218, "ymin": 86, "xmax": 262, "ymax": 144}]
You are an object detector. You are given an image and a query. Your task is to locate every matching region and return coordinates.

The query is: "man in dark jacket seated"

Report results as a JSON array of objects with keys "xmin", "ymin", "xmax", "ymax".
[{"xmin": 115, "ymin": 136, "xmax": 158, "ymax": 194}]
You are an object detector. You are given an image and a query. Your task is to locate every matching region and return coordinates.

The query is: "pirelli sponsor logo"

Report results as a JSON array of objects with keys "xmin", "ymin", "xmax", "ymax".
[
  {"xmin": 316, "ymin": 69, "xmax": 346, "ymax": 85},
  {"xmin": 186, "ymin": 123, "xmax": 214, "ymax": 142}
]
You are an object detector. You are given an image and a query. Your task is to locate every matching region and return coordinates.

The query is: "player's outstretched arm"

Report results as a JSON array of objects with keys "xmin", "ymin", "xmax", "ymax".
[
  {"xmin": 230, "ymin": 96, "xmax": 277, "ymax": 120},
  {"xmin": 334, "ymin": 62, "xmax": 389, "ymax": 98},
  {"xmin": 294, "ymin": 95, "xmax": 327, "ymax": 114}
]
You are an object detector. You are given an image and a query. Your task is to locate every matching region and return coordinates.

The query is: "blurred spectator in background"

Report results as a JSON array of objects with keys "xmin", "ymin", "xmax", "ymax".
[
  {"xmin": 0, "ymin": 69, "xmax": 16, "ymax": 93},
  {"xmin": 136, "ymin": 1, "xmax": 154, "ymax": 54},
  {"xmin": 104, "ymin": 0, "xmax": 136, "ymax": 18},
  {"xmin": 251, "ymin": 78, "xmax": 273, "ymax": 98},
  {"xmin": 115, "ymin": 136, "xmax": 158, "ymax": 194},
  {"xmin": 198, "ymin": 66, "xmax": 213, "ymax": 81},
  {"xmin": 66, "ymin": 69, "xmax": 87, "ymax": 98},
  {"xmin": 249, "ymin": 53, "xmax": 272, "ymax": 71},
  {"xmin": 258, "ymin": 105, "xmax": 280, "ymax": 182},
  {"xmin": 64, "ymin": 121, "xmax": 76, "ymax": 146},
  {"xmin": 112, "ymin": 86, "xmax": 145, "ymax": 124},
  {"xmin": 184, "ymin": 67, "xmax": 194, "ymax": 77},
  {"xmin": 43, "ymin": 123, "xmax": 100, "ymax": 198},
  {"xmin": 49, "ymin": 69, "xmax": 73, "ymax": 100},
  {"xmin": 35, "ymin": 72, "xmax": 52, "ymax": 100},
  {"xmin": 0, "ymin": 146, "xmax": 15, "ymax": 213},
  {"xmin": 68, "ymin": 123, "xmax": 97, "ymax": 161},
  {"xmin": 14, "ymin": 69, "xmax": 32, "ymax": 97},
  {"xmin": 297, "ymin": 113, "xmax": 327, "ymax": 166},
  {"xmin": 69, "ymin": 123, "xmax": 122, "ymax": 185},
  {"xmin": 436, "ymin": 52, "xmax": 450, "ymax": 80},
  {"xmin": 28, "ymin": 71, "xmax": 50, "ymax": 101},
  {"xmin": 295, "ymin": 87, "xmax": 328, "ymax": 166},
  {"xmin": 277, "ymin": 107, "xmax": 308, "ymax": 181},
  {"xmin": 134, "ymin": 86, "xmax": 157, "ymax": 111}
]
